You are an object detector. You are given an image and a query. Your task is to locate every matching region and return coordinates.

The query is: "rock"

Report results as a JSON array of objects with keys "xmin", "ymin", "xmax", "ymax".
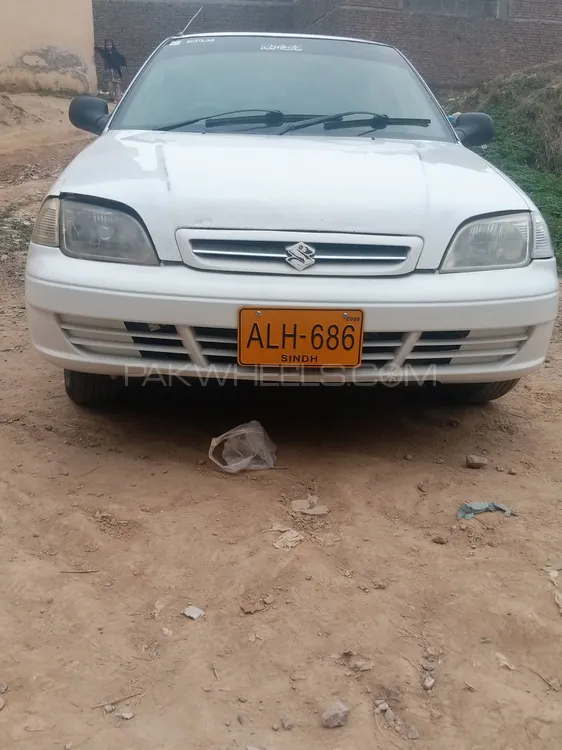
[
  {"xmin": 421, "ymin": 660, "xmax": 435, "ymax": 672},
  {"xmin": 322, "ymin": 700, "xmax": 349, "ymax": 728},
  {"xmin": 103, "ymin": 704, "xmax": 115, "ymax": 714},
  {"xmin": 281, "ymin": 716, "xmax": 294, "ymax": 730},
  {"xmin": 322, "ymin": 701, "xmax": 349, "ymax": 729},
  {"xmin": 182, "ymin": 605, "xmax": 205, "ymax": 620},
  {"xmin": 116, "ymin": 711, "xmax": 135, "ymax": 720},
  {"xmin": 161, "ymin": 627, "xmax": 173, "ymax": 636},
  {"xmin": 430, "ymin": 708, "xmax": 442, "ymax": 720},
  {"xmin": 241, "ymin": 601, "xmax": 265, "ymax": 615},
  {"xmin": 373, "ymin": 581, "xmax": 387, "ymax": 590},
  {"xmin": 384, "ymin": 708, "xmax": 395, "ymax": 725},
  {"xmin": 407, "ymin": 726, "xmax": 420, "ymax": 740},
  {"xmin": 272, "ymin": 723, "xmax": 280, "ymax": 731},
  {"xmin": 404, "ymin": 453, "xmax": 414, "ymax": 461},
  {"xmin": 0, "ymin": 697, "xmax": 4, "ymax": 711},
  {"xmin": 432, "ymin": 534, "xmax": 448, "ymax": 545},
  {"xmin": 0, "ymin": 683, "xmax": 7, "ymax": 694},
  {"xmin": 508, "ymin": 468, "xmax": 518, "ymax": 475},
  {"xmin": 263, "ymin": 594, "xmax": 275, "ymax": 605},
  {"xmin": 422, "ymin": 675, "xmax": 435, "ymax": 691},
  {"xmin": 423, "ymin": 646, "xmax": 438, "ymax": 661},
  {"xmin": 465, "ymin": 454, "xmax": 488, "ymax": 469},
  {"xmin": 0, "ymin": 254, "xmax": 7, "ymax": 262},
  {"xmin": 65, "ymin": 744, "xmax": 72, "ymax": 750},
  {"xmin": 446, "ymin": 417, "xmax": 461, "ymax": 427},
  {"xmin": 375, "ymin": 701, "xmax": 389, "ymax": 712}
]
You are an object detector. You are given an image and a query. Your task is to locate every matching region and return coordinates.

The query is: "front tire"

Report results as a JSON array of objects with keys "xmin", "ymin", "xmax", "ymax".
[
  {"xmin": 434, "ymin": 379, "xmax": 520, "ymax": 405},
  {"xmin": 64, "ymin": 370, "xmax": 124, "ymax": 407}
]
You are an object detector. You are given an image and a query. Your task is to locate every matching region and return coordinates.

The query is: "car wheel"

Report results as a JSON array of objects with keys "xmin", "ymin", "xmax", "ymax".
[
  {"xmin": 64, "ymin": 370, "xmax": 124, "ymax": 407},
  {"xmin": 434, "ymin": 379, "xmax": 520, "ymax": 405}
]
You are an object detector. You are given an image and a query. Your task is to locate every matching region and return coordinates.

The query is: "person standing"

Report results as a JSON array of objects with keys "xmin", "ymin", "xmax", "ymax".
[{"xmin": 95, "ymin": 39, "xmax": 127, "ymax": 102}]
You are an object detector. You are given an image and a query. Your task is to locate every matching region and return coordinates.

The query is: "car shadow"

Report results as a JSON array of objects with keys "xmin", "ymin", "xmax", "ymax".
[{"xmin": 92, "ymin": 380, "xmax": 504, "ymax": 463}]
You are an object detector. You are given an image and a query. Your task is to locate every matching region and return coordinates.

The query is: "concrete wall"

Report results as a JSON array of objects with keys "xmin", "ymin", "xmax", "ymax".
[{"xmin": 0, "ymin": 0, "xmax": 97, "ymax": 94}]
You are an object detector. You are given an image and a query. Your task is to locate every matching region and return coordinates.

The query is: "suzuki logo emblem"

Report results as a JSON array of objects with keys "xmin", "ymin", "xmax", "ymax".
[{"xmin": 285, "ymin": 242, "xmax": 316, "ymax": 271}]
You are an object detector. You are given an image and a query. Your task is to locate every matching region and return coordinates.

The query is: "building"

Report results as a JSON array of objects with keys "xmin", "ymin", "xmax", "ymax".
[{"xmin": 0, "ymin": 0, "xmax": 97, "ymax": 93}]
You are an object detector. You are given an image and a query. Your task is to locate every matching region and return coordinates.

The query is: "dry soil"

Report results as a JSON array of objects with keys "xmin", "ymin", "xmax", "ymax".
[{"xmin": 1, "ymin": 95, "xmax": 562, "ymax": 750}]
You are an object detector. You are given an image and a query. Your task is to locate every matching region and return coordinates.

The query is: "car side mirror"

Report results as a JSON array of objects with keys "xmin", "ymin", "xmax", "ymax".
[
  {"xmin": 455, "ymin": 112, "xmax": 495, "ymax": 148},
  {"xmin": 69, "ymin": 95, "xmax": 110, "ymax": 135}
]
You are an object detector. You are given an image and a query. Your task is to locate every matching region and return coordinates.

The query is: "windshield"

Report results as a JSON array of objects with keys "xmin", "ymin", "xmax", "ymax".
[{"xmin": 110, "ymin": 35, "xmax": 453, "ymax": 141}]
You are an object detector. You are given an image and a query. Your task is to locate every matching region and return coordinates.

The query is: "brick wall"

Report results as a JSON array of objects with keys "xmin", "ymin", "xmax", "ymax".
[
  {"xmin": 93, "ymin": 0, "xmax": 562, "ymax": 89},
  {"xmin": 93, "ymin": 0, "xmax": 294, "ymax": 85}
]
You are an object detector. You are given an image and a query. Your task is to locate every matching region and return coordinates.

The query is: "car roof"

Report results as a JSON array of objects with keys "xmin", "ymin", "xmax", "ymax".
[{"xmin": 171, "ymin": 31, "xmax": 392, "ymax": 48}]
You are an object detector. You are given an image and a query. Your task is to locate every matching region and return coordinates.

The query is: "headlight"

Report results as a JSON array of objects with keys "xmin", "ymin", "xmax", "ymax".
[
  {"xmin": 61, "ymin": 199, "xmax": 158, "ymax": 265},
  {"xmin": 441, "ymin": 213, "xmax": 534, "ymax": 272}
]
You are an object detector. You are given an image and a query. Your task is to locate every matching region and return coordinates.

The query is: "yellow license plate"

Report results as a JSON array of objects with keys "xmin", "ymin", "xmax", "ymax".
[{"xmin": 238, "ymin": 308, "xmax": 364, "ymax": 368}]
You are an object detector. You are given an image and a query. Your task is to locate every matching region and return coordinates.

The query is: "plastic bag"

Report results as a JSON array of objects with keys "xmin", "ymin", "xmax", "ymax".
[{"xmin": 209, "ymin": 420, "xmax": 276, "ymax": 473}]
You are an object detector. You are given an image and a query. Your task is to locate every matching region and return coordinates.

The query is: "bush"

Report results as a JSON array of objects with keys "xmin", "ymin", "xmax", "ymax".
[{"xmin": 449, "ymin": 63, "xmax": 562, "ymax": 262}]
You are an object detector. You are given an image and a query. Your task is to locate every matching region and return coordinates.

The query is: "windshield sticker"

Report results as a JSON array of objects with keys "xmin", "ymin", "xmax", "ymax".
[
  {"xmin": 260, "ymin": 44, "xmax": 302, "ymax": 52},
  {"xmin": 185, "ymin": 38, "xmax": 215, "ymax": 44}
]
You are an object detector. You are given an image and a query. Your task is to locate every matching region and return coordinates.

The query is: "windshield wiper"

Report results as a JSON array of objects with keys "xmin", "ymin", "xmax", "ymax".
[
  {"xmin": 157, "ymin": 110, "xmax": 319, "ymax": 132},
  {"xmin": 279, "ymin": 111, "xmax": 431, "ymax": 135}
]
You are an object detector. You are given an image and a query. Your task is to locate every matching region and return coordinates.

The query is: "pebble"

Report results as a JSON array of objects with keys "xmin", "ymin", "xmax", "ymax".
[
  {"xmin": 281, "ymin": 716, "xmax": 294, "ymax": 730},
  {"xmin": 404, "ymin": 453, "xmax": 414, "ymax": 461},
  {"xmin": 103, "ymin": 704, "xmax": 115, "ymax": 714},
  {"xmin": 430, "ymin": 708, "xmax": 442, "ymax": 720},
  {"xmin": 321, "ymin": 700, "xmax": 349, "ymax": 728},
  {"xmin": 373, "ymin": 581, "xmax": 387, "ymax": 590},
  {"xmin": 0, "ymin": 254, "xmax": 7, "ymax": 262},
  {"xmin": 117, "ymin": 711, "xmax": 135, "ymax": 720},
  {"xmin": 0, "ymin": 697, "xmax": 5, "ymax": 711},
  {"xmin": 182, "ymin": 605, "xmax": 205, "ymax": 620},
  {"xmin": 424, "ymin": 646, "xmax": 438, "ymax": 661},
  {"xmin": 407, "ymin": 726, "xmax": 420, "ymax": 740},
  {"xmin": 375, "ymin": 701, "xmax": 389, "ymax": 712},
  {"xmin": 0, "ymin": 683, "xmax": 8, "ymax": 694},
  {"xmin": 422, "ymin": 675, "xmax": 436, "ymax": 691},
  {"xmin": 384, "ymin": 708, "xmax": 395, "ymax": 725},
  {"xmin": 272, "ymin": 723, "xmax": 280, "ymax": 731},
  {"xmin": 65, "ymin": 744, "xmax": 72, "ymax": 750},
  {"xmin": 447, "ymin": 417, "xmax": 461, "ymax": 427},
  {"xmin": 263, "ymin": 594, "xmax": 275, "ymax": 605},
  {"xmin": 432, "ymin": 534, "xmax": 448, "ymax": 545},
  {"xmin": 508, "ymin": 467, "xmax": 518, "ymax": 475},
  {"xmin": 465, "ymin": 454, "xmax": 488, "ymax": 469},
  {"xmin": 161, "ymin": 627, "xmax": 173, "ymax": 637}
]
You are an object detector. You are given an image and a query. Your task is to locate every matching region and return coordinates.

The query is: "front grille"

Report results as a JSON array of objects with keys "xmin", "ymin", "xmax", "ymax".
[
  {"xmin": 176, "ymin": 230, "xmax": 423, "ymax": 277},
  {"xmin": 60, "ymin": 315, "xmax": 191, "ymax": 362},
  {"xmin": 60, "ymin": 315, "xmax": 529, "ymax": 372},
  {"xmin": 403, "ymin": 328, "xmax": 529, "ymax": 367},
  {"xmin": 191, "ymin": 240, "xmax": 410, "ymax": 264}
]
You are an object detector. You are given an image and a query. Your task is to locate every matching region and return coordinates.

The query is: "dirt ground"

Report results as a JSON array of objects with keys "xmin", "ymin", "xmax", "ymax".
[{"xmin": 1, "ymin": 94, "xmax": 562, "ymax": 750}]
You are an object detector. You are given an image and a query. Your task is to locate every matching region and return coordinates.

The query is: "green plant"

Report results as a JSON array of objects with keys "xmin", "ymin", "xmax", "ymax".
[{"xmin": 449, "ymin": 64, "xmax": 562, "ymax": 263}]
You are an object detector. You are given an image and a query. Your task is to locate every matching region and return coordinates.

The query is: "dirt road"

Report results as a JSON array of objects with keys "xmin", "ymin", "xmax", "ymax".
[{"xmin": 1, "ymin": 95, "xmax": 562, "ymax": 750}]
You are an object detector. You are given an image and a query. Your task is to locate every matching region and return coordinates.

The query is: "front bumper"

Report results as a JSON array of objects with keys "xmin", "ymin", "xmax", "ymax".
[{"xmin": 25, "ymin": 246, "xmax": 559, "ymax": 384}]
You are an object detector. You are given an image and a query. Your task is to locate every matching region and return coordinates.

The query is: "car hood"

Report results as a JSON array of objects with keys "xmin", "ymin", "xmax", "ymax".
[{"xmin": 52, "ymin": 130, "xmax": 530, "ymax": 267}]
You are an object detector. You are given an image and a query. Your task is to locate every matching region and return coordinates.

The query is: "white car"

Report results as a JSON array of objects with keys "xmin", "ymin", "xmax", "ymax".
[{"xmin": 25, "ymin": 32, "xmax": 558, "ymax": 406}]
